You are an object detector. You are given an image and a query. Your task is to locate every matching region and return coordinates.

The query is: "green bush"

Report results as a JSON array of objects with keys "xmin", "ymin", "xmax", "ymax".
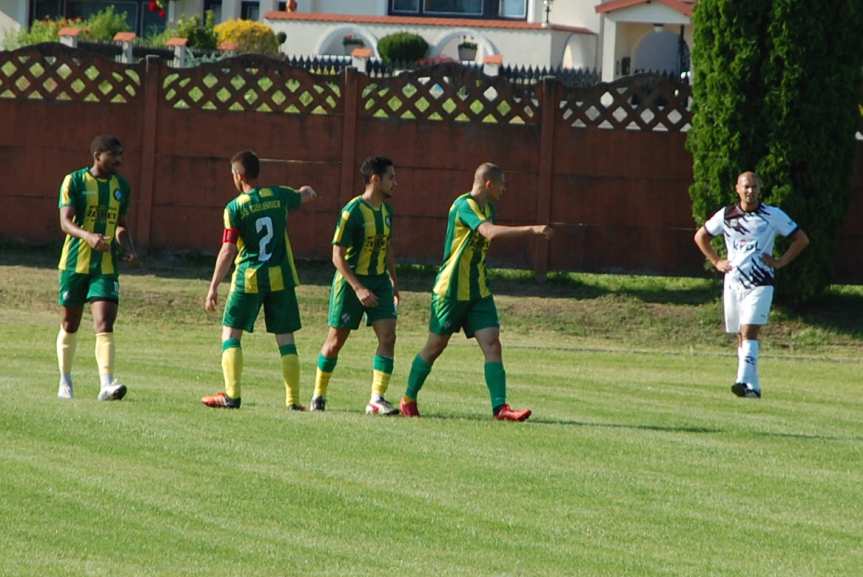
[
  {"xmin": 81, "ymin": 5, "xmax": 130, "ymax": 42},
  {"xmin": 7, "ymin": 7, "xmax": 131, "ymax": 48},
  {"xmin": 141, "ymin": 10, "xmax": 217, "ymax": 49},
  {"xmin": 214, "ymin": 19, "xmax": 279, "ymax": 55},
  {"xmin": 687, "ymin": 0, "xmax": 863, "ymax": 303},
  {"xmin": 179, "ymin": 10, "xmax": 218, "ymax": 50},
  {"xmin": 377, "ymin": 32, "xmax": 428, "ymax": 64},
  {"xmin": 6, "ymin": 17, "xmax": 70, "ymax": 48}
]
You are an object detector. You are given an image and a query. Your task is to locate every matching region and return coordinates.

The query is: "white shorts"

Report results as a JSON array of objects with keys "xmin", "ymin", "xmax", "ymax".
[{"xmin": 723, "ymin": 283, "xmax": 773, "ymax": 333}]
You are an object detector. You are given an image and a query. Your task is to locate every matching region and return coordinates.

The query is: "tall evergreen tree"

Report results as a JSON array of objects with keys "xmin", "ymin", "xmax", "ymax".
[{"xmin": 687, "ymin": 0, "xmax": 863, "ymax": 303}]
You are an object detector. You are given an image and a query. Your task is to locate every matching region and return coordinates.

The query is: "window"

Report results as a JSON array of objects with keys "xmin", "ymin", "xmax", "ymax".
[
  {"xmin": 277, "ymin": 1, "xmax": 287, "ymax": 10},
  {"xmin": 425, "ymin": 0, "xmax": 482, "ymax": 16},
  {"xmin": 392, "ymin": 0, "xmax": 420, "ymax": 12},
  {"xmin": 241, "ymin": 1, "xmax": 260, "ymax": 20},
  {"xmin": 389, "ymin": 0, "xmax": 526, "ymax": 20},
  {"xmin": 32, "ymin": 0, "xmax": 63, "ymax": 20},
  {"xmin": 141, "ymin": 3, "xmax": 167, "ymax": 35},
  {"xmin": 30, "ymin": 0, "xmax": 167, "ymax": 35},
  {"xmin": 499, "ymin": 0, "xmax": 525, "ymax": 18},
  {"xmin": 204, "ymin": 0, "xmax": 222, "ymax": 22},
  {"xmin": 67, "ymin": 1, "xmax": 139, "ymax": 28}
]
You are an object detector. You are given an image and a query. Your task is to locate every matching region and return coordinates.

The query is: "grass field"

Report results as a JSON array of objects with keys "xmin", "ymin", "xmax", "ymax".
[{"xmin": 1, "ymin": 249, "xmax": 862, "ymax": 577}]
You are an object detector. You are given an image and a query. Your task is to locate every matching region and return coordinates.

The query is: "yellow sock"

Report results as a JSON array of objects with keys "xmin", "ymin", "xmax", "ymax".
[
  {"xmin": 314, "ymin": 369, "xmax": 332, "ymax": 398},
  {"xmin": 371, "ymin": 370, "xmax": 391, "ymax": 398},
  {"xmin": 95, "ymin": 332, "xmax": 115, "ymax": 387},
  {"xmin": 314, "ymin": 354, "xmax": 337, "ymax": 398},
  {"xmin": 221, "ymin": 339, "xmax": 243, "ymax": 399},
  {"xmin": 280, "ymin": 344, "xmax": 300, "ymax": 406},
  {"xmin": 57, "ymin": 328, "xmax": 77, "ymax": 384},
  {"xmin": 371, "ymin": 355, "xmax": 394, "ymax": 399}
]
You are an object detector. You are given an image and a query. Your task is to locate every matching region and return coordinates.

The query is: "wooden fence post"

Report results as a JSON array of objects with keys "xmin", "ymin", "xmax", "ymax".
[
  {"xmin": 136, "ymin": 56, "xmax": 161, "ymax": 252},
  {"xmin": 533, "ymin": 76, "xmax": 557, "ymax": 282},
  {"xmin": 339, "ymin": 67, "xmax": 361, "ymax": 205}
]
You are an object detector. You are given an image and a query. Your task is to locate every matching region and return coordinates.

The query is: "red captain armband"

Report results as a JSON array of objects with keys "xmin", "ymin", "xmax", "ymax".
[{"xmin": 222, "ymin": 228, "xmax": 239, "ymax": 244}]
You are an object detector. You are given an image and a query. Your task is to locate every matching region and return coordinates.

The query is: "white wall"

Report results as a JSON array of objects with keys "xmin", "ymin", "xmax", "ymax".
[
  {"xmin": 316, "ymin": 0, "xmax": 386, "ymax": 15},
  {"xmin": 0, "ymin": 0, "xmax": 27, "ymax": 46},
  {"xmin": 267, "ymin": 16, "xmax": 594, "ymax": 68},
  {"xmin": 560, "ymin": 33, "xmax": 596, "ymax": 69},
  {"xmin": 547, "ymin": 0, "xmax": 601, "ymax": 32}
]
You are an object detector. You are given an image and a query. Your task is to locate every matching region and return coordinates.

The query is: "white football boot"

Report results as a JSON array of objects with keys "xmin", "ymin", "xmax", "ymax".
[{"xmin": 97, "ymin": 379, "xmax": 127, "ymax": 401}]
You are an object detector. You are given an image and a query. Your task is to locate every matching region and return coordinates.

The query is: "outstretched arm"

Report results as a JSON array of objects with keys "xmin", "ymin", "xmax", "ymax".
[
  {"xmin": 477, "ymin": 222, "xmax": 554, "ymax": 241},
  {"xmin": 298, "ymin": 185, "xmax": 318, "ymax": 204}
]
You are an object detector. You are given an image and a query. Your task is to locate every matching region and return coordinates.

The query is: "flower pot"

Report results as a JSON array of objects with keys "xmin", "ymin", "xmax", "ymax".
[{"xmin": 457, "ymin": 44, "xmax": 477, "ymax": 62}]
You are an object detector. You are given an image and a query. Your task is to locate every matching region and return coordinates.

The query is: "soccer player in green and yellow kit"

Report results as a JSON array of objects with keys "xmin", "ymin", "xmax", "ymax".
[
  {"xmin": 400, "ymin": 162, "xmax": 553, "ymax": 421},
  {"xmin": 56, "ymin": 134, "xmax": 137, "ymax": 401},
  {"xmin": 201, "ymin": 150, "xmax": 318, "ymax": 410},
  {"xmin": 310, "ymin": 156, "xmax": 400, "ymax": 415}
]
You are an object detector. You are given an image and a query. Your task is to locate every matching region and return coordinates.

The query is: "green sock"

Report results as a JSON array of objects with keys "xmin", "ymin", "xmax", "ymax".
[
  {"xmin": 484, "ymin": 361, "xmax": 506, "ymax": 412},
  {"xmin": 405, "ymin": 354, "xmax": 432, "ymax": 400}
]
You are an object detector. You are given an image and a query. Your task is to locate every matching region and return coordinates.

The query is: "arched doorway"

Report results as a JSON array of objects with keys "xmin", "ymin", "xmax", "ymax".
[
  {"xmin": 633, "ymin": 29, "xmax": 690, "ymax": 76},
  {"xmin": 316, "ymin": 26, "xmax": 380, "ymax": 58}
]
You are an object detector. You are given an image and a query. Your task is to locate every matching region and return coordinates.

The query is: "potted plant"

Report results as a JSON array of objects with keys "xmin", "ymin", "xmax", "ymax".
[
  {"xmin": 457, "ymin": 37, "xmax": 477, "ymax": 61},
  {"xmin": 342, "ymin": 33, "xmax": 364, "ymax": 55}
]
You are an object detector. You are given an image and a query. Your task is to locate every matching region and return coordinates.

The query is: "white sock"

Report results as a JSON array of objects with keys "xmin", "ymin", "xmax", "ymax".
[
  {"xmin": 100, "ymin": 373, "xmax": 114, "ymax": 388},
  {"xmin": 60, "ymin": 374, "xmax": 73, "ymax": 387},
  {"xmin": 740, "ymin": 340, "xmax": 760, "ymax": 391}
]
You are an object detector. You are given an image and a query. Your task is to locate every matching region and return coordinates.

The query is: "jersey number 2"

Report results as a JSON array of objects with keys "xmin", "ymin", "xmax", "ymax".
[{"xmin": 256, "ymin": 217, "xmax": 274, "ymax": 262}]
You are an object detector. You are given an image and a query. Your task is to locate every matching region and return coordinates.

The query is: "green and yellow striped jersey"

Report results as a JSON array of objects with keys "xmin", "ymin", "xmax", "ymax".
[
  {"xmin": 57, "ymin": 167, "xmax": 131, "ymax": 276},
  {"xmin": 224, "ymin": 186, "xmax": 302, "ymax": 294},
  {"xmin": 432, "ymin": 193, "xmax": 494, "ymax": 301},
  {"xmin": 331, "ymin": 196, "xmax": 393, "ymax": 277}
]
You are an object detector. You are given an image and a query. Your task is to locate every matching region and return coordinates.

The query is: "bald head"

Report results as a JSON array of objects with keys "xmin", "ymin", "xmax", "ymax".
[
  {"xmin": 736, "ymin": 170, "xmax": 762, "ymax": 211},
  {"xmin": 474, "ymin": 162, "xmax": 503, "ymax": 188},
  {"xmin": 737, "ymin": 171, "xmax": 762, "ymax": 187}
]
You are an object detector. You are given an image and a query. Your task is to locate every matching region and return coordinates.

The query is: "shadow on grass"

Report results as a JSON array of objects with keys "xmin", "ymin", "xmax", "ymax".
[
  {"xmin": 775, "ymin": 290, "xmax": 863, "ymax": 341},
  {"xmin": 405, "ymin": 413, "xmax": 863, "ymax": 441},
  {"xmin": 3, "ymin": 244, "xmax": 861, "ymax": 340},
  {"xmin": 417, "ymin": 412, "xmax": 719, "ymax": 434}
]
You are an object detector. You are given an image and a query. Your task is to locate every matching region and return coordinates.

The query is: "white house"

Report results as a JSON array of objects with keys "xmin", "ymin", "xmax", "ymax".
[{"xmin": 2, "ymin": 0, "xmax": 695, "ymax": 79}]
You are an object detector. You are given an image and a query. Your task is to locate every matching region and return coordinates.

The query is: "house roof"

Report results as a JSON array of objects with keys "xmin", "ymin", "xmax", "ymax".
[
  {"xmin": 264, "ymin": 11, "xmax": 594, "ymax": 35},
  {"xmin": 595, "ymin": 0, "xmax": 695, "ymax": 18}
]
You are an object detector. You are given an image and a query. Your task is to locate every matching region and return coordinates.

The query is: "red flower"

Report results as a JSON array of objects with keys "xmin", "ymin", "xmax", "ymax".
[{"xmin": 147, "ymin": 0, "xmax": 167, "ymax": 13}]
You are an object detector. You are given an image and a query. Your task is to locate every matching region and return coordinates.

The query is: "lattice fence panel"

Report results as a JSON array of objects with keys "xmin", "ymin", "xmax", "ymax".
[
  {"xmin": 162, "ymin": 55, "xmax": 342, "ymax": 115},
  {"xmin": 361, "ymin": 63, "xmax": 538, "ymax": 126},
  {"xmin": 0, "ymin": 43, "xmax": 141, "ymax": 104},
  {"xmin": 559, "ymin": 74, "xmax": 692, "ymax": 132}
]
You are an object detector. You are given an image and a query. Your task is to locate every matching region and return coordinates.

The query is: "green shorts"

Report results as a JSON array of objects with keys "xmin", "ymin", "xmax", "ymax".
[
  {"xmin": 429, "ymin": 294, "xmax": 499, "ymax": 338},
  {"xmin": 327, "ymin": 273, "xmax": 396, "ymax": 330},
  {"xmin": 58, "ymin": 271, "xmax": 119, "ymax": 307},
  {"xmin": 223, "ymin": 287, "xmax": 301, "ymax": 334}
]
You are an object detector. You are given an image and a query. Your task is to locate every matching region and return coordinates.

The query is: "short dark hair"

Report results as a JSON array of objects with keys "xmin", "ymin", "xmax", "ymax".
[
  {"xmin": 231, "ymin": 150, "xmax": 260, "ymax": 179},
  {"xmin": 474, "ymin": 162, "xmax": 503, "ymax": 187},
  {"xmin": 359, "ymin": 156, "xmax": 394, "ymax": 184},
  {"xmin": 90, "ymin": 135, "xmax": 122, "ymax": 156}
]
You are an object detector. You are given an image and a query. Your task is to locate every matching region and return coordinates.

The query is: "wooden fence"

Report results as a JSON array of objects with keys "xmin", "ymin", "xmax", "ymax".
[{"xmin": 1, "ymin": 43, "xmax": 861, "ymax": 281}]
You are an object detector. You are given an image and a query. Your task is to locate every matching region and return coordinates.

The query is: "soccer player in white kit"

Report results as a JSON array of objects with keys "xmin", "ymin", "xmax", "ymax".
[{"xmin": 694, "ymin": 171, "xmax": 810, "ymax": 398}]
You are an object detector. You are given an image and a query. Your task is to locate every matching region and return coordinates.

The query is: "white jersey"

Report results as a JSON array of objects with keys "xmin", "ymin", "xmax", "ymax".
[{"xmin": 704, "ymin": 203, "xmax": 799, "ymax": 290}]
